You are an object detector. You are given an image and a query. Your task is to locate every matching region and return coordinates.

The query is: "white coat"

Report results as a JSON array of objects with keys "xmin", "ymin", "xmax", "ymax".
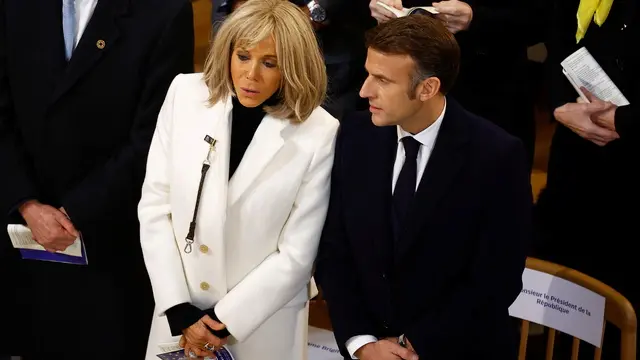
[{"xmin": 138, "ymin": 73, "xmax": 338, "ymax": 360}]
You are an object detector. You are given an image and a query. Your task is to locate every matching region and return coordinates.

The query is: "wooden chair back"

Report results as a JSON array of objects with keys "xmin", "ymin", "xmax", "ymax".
[{"xmin": 518, "ymin": 258, "xmax": 637, "ymax": 360}]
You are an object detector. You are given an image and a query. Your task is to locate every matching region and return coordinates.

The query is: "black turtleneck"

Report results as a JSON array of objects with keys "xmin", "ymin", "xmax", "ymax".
[
  {"xmin": 164, "ymin": 95, "xmax": 276, "ymax": 339},
  {"xmin": 228, "ymin": 95, "xmax": 270, "ymax": 179}
]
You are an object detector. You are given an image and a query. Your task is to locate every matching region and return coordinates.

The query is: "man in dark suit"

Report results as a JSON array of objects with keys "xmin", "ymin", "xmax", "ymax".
[
  {"xmin": 0, "ymin": 0, "xmax": 193, "ymax": 358},
  {"xmin": 315, "ymin": 15, "xmax": 532, "ymax": 360},
  {"xmin": 212, "ymin": 0, "xmax": 373, "ymax": 119}
]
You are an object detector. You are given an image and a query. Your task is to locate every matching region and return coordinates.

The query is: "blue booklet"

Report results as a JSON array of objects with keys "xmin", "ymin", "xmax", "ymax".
[
  {"xmin": 7, "ymin": 224, "xmax": 88, "ymax": 265},
  {"xmin": 156, "ymin": 343, "xmax": 234, "ymax": 360}
]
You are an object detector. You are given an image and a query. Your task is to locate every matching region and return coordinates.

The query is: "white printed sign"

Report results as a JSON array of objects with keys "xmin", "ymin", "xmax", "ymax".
[
  {"xmin": 508, "ymin": 269, "xmax": 606, "ymax": 347},
  {"xmin": 308, "ymin": 326, "xmax": 342, "ymax": 360}
]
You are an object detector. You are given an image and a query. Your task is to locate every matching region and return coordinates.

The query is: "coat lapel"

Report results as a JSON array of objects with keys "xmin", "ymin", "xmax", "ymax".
[
  {"xmin": 227, "ymin": 110, "xmax": 292, "ymax": 206},
  {"xmin": 394, "ymin": 100, "xmax": 470, "ymax": 262},
  {"xmin": 350, "ymin": 124, "xmax": 397, "ymax": 267},
  {"xmin": 13, "ymin": 0, "xmax": 67, "ymax": 102},
  {"xmin": 49, "ymin": 0, "xmax": 131, "ymax": 106},
  {"xmin": 187, "ymin": 94, "xmax": 232, "ymax": 293}
]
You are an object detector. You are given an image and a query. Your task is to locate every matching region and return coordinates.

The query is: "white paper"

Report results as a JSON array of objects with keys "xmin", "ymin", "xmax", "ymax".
[
  {"xmin": 7, "ymin": 224, "xmax": 83, "ymax": 257},
  {"xmin": 508, "ymin": 269, "xmax": 606, "ymax": 347},
  {"xmin": 561, "ymin": 47, "xmax": 630, "ymax": 106},
  {"xmin": 308, "ymin": 326, "xmax": 342, "ymax": 360},
  {"xmin": 376, "ymin": 1, "xmax": 438, "ymax": 17}
]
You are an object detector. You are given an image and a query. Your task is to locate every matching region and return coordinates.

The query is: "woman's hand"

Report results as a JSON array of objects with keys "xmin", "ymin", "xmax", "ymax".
[{"xmin": 180, "ymin": 315, "xmax": 227, "ymax": 358}]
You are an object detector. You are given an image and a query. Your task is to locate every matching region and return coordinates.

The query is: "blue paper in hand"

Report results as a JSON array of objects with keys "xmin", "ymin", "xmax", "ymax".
[{"xmin": 157, "ymin": 347, "xmax": 234, "ymax": 360}]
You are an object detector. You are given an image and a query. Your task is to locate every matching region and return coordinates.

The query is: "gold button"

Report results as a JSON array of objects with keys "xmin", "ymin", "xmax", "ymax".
[
  {"xmin": 96, "ymin": 39, "xmax": 106, "ymax": 49},
  {"xmin": 199, "ymin": 244, "xmax": 209, "ymax": 253},
  {"xmin": 200, "ymin": 282, "xmax": 210, "ymax": 291}
]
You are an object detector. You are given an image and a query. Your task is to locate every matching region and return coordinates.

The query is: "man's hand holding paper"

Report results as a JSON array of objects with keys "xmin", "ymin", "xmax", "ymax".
[
  {"xmin": 18, "ymin": 200, "xmax": 79, "ymax": 252},
  {"xmin": 581, "ymin": 87, "xmax": 618, "ymax": 132},
  {"xmin": 432, "ymin": 0, "xmax": 472, "ymax": 33},
  {"xmin": 554, "ymin": 88, "xmax": 619, "ymax": 146},
  {"xmin": 370, "ymin": 0, "xmax": 404, "ymax": 23}
]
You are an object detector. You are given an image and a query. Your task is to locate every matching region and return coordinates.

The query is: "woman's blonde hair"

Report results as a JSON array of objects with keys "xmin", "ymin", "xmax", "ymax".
[{"xmin": 203, "ymin": 0, "xmax": 327, "ymax": 122}]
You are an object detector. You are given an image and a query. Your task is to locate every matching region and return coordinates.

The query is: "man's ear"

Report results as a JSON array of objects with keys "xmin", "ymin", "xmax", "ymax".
[{"xmin": 418, "ymin": 77, "xmax": 441, "ymax": 102}]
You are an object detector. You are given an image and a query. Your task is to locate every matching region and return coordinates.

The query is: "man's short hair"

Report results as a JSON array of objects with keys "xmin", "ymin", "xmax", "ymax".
[{"xmin": 365, "ymin": 15, "xmax": 460, "ymax": 95}]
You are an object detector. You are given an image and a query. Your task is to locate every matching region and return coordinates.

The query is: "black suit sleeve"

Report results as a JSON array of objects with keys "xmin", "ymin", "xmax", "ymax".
[
  {"xmin": 314, "ymin": 126, "xmax": 378, "ymax": 357},
  {"xmin": 0, "ymin": 0, "xmax": 40, "ymax": 216},
  {"xmin": 546, "ymin": 0, "xmax": 579, "ymax": 111},
  {"xmin": 615, "ymin": 103, "xmax": 637, "ymax": 139},
  {"xmin": 404, "ymin": 138, "xmax": 532, "ymax": 358},
  {"xmin": 60, "ymin": 2, "xmax": 194, "ymax": 230},
  {"xmin": 165, "ymin": 303, "xmax": 231, "ymax": 338}
]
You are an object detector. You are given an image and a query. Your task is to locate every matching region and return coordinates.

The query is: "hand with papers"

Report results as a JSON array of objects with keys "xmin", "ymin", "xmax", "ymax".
[
  {"xmin": 370, "ymin": 0, "xmax": 404, "ymax": 23},
  {"xmin": 180, "ymin": 315, "xmax": 227, "ymax": 358},
  {"xmin": 18, "ymin": 200, "xmax": 79, "ymax": 252},
  {"xmin": 581, "ymin": 88, "xmax": 618, "ymax": 133},
  {"xmin": 432, "ymin": 0, "xmax": 473, "ymax": 34},
  {"xmin": 372, "ymin": 1, "xmax": 439, "ymax": 23},
  {"xmin": 553, "ymin": 88, "xmax": 619, "ymax": 146}
]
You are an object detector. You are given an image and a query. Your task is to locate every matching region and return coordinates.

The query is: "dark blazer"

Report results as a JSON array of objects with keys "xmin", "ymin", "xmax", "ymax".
[
  {"xmin": 0, "ymin": 0, "xmax": 193, "ymax": 357},
  {"xmin": 315, "ymin": 99, "xmax": 532, "ymax": 360}
]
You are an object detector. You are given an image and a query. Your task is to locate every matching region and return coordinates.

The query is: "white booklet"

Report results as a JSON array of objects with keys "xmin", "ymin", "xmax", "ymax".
[
  {"xmin": 7, "ymin": 224, "xmax": 88, "ymax": 265},
  {"xmin": 376, "ymin": 1, "xmax": 439, "ymax": 16},
  {"xmin": 561, "ymin": 47, "xmax": 630, "ymax": 106}
]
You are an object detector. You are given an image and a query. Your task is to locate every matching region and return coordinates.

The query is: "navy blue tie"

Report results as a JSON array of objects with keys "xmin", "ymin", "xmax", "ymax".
[{"xmin": 393, "ymin": 136, "xmax": 421, "ymax": 240}]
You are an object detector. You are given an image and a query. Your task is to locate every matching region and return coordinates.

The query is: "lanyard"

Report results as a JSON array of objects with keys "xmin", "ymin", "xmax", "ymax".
[{"xmin": 184, "ymin": 135, "xmax": 217, "ymax": 254}]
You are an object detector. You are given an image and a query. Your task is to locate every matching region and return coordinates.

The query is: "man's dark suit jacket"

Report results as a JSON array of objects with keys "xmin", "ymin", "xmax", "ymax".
[
  {"xmin": 0, "ymin": 0, "xmax": 193, "ymax": 357},
  {"xmin": 315, "ymin": 99, "xmax": 532, "ymax": 359}
]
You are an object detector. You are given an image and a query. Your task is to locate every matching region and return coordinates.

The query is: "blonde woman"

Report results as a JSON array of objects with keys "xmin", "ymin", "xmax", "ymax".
[{"xmin": 138, "ymin": 1, "xmax": 338, "ymax": 359}]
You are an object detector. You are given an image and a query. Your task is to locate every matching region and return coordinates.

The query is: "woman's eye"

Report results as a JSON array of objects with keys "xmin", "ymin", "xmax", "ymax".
[
  {"xmin": 237, "ymin": 54, "xmax": 249, "ymax": 61},
  {"xmin": 264, "ymin": 62, "xmax": 277, "ymax": 68}
]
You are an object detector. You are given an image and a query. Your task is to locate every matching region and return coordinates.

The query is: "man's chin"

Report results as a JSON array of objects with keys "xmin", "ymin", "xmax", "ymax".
[{"xmin": 370, "ymin": 112, "xmax": 392, "ymax": 127}]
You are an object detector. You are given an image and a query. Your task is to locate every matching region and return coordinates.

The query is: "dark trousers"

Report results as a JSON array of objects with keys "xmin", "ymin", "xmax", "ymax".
[
  {"xmin": 0, "ymin": 247, "xmax": 21, "ymax": 357},
  {"xmin": 534, "ymin": 193, "xmax": 639, "ymax": 360},
  {"xmin": 12, "ymin": 258, "xmax": 154, "ymax": 360}
]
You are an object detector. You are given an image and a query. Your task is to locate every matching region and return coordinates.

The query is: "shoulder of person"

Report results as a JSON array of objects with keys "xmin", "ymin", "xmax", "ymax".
[
  {"xmin": 293, "ymin": 106, "xmax": 340, "ymax": 143},
  {"xmin": 167, "ymin": 73, "xmax": 210, "ymax": 103},
  {"xmin": 459, "ymin": 107, "xmax": 525, "ymax": 161}
]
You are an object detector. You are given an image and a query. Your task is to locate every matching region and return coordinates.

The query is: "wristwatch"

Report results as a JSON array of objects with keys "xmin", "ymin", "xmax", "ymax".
[{"xmin": 307, "ymin": 0, "xmax": 327, "ymax": 23}]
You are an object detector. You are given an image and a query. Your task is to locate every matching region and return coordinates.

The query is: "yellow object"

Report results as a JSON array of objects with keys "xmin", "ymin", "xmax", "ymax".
[{"xmin": 576, "ymin": 0, "xmax": 614, "ymax": 43}]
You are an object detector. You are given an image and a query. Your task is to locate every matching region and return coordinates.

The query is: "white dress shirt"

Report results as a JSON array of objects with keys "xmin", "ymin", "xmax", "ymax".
[
  {"xmin": 345, "ymin": 99, "xmax": 447, "ymax": 359},
  {"xmin": 71, "ymin": 0, "xmax": 99, "ymax": 48}
]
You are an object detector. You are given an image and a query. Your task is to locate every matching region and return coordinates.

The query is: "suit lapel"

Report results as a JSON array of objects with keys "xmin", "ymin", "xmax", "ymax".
[
  {"xmin": 193, "ymin": 95, "xmax": 231, "ymax": 292},
  {"xmin": 18, "ymin": 0, "xmax": 67, "ymax": 97},
  {"xmin": 227, "ymin": 111, "xmax": 291, "ymax": 206},
  {"xmin": 394, "ymin": 100, "xmax": 470, "ymax": 262},
  {"xmin": 49, "ymin": 0, "xmax": 131, "ymax": 106},
  {"xmin": 357, "ymin": 124, "xmax": 397, "ymax": 266}
]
